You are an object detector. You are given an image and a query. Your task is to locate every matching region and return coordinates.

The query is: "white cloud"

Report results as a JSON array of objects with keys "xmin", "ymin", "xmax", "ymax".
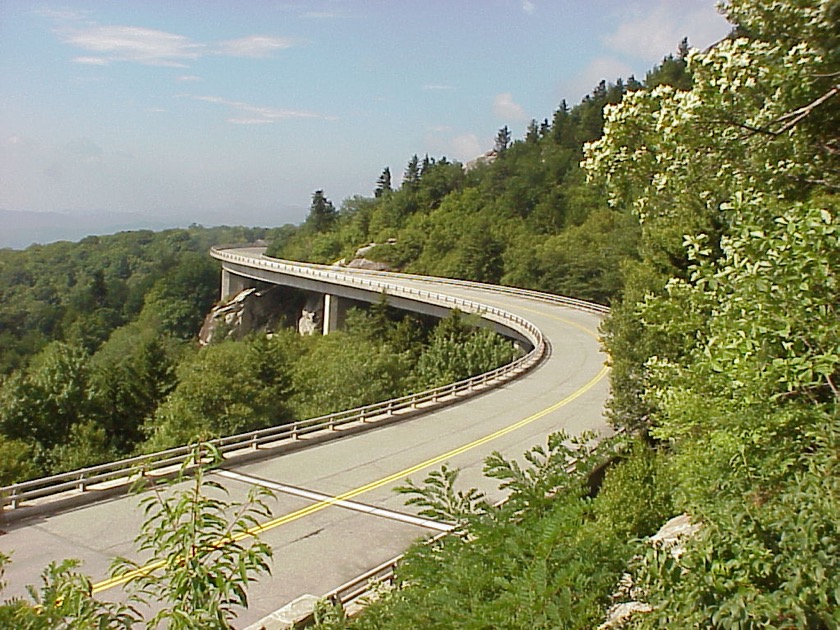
[
  {"xmin": 72, "ymin": 56, "xmax": 109, "ymax": 66},
  {"xmin": 190, "ymin": 95, "xmax": 335, "ymax": 123},
  {"xmin": 451, "ymin": 134, "xmax": 485, "ymax": 161},
  {"xmin": 522, "ymin": 1, "xmax": 535, "ymax": 15},
  {"xmin": 177, "ymin": 75, "xmax": 202, "ymax": 82},
  {"xmin": 603, "ymin": 1, "xmax": 730, "ymax": 62},
  {"xmin": 65, "ymin": 25, "xmax": 204, "ymax": 67},
  {"xmin": 423, "ymin": 84, "xmax": 454, "ymax": 91},
  {"xmin": 493, "ymin": 92, "xmax": 527, "ymax": 121},
  {"xmin": 228, "ymin": 118, "xmax": 275, "ymax": 125},
  {"xmin": 216, "ymin": 35, "xmax": 295, "ymax": 58},
  {"xmin": 54, "ymin": 14, "xmax": 297, "ymax": 68}
]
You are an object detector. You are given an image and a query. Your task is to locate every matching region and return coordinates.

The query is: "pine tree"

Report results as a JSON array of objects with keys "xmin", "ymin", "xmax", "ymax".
[
  {"xmin": 374, "ymin": 167, "xmax": 392, "ymax": 198},
  {"xmin": 305, "ymin": 189, "xmax": 337, "ymax": 233},
  {"xmin": 403, "ymin": 155, "xmax": 421, "ymax": 190},
  {"xmin": 494, "ymin": 125, "xmax": 511, "ymax": 154}
]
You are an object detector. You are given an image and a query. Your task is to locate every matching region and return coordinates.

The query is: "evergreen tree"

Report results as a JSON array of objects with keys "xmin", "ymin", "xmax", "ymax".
[
  {"xmin": 494, "ymin": 125, "xmax": 511, "ymax": 154},
  {"xmin": 420, "ymin": 154, "xmax": 434, "ymax": 176},
  {"xmin": 305, "ymin": 190, "xmax": 338, "ymax": 233},
  {"xmin": 403, "ymin": 155, "xmax": 421, "ymax": 191},
  {"xmin": 525, "ymin": 119, "xmax": 540, "ymax": 144},
  {"xmin": 374, "ymin": 167, "xmax": 392, "ymax": 198}
]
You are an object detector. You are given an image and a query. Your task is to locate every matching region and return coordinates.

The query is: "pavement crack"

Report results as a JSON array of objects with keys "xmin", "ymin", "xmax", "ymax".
[{"xmin": 291, "ymin": 528, "xmax": 324, "ymax": 544}]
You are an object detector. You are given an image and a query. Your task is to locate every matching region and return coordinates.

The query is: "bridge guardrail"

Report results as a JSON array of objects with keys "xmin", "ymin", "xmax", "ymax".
[
  {"xmin": 2, "ymin": 248, "xmax": 561, "ymax": 513},
  {"xmin": 300, "ymin": 260, "xmax": 612, "ymax": 317}
]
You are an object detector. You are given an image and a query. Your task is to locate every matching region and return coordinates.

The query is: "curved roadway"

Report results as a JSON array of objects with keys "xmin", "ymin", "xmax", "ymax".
[{"xmin": 0, "ymin": 249, "xmax": 610, "ymax": 626}]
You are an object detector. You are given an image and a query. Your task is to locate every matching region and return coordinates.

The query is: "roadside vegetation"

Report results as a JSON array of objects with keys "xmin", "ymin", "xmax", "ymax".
[{"xmin": 1, "ymin": 445, "xmax": 276, "ymax": 630}]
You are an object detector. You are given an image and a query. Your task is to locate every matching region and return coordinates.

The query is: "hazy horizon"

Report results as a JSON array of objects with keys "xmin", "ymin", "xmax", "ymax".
[{"xmin": 0, "ymin": 206, "xmax": 305, "ymax": 250}]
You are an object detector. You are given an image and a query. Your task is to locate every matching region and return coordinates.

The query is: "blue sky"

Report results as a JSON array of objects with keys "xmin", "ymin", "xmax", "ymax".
[{"xmin": 0, "ymin": 1, "xmax": 731, "ymax": 228}]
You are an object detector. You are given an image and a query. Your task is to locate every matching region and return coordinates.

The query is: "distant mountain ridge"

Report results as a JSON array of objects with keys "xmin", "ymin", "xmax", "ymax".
[
  {"xmin": 0, "ymin": 209, "xmax": 179, "ymax": 250},
  {"xmin": 0, "ymin": 206, "xmax": 305, "ymax": 250}
]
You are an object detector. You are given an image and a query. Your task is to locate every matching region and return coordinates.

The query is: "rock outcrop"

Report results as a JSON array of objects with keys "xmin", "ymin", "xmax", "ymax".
[
  {"xmin": 345, "ymin": 258, "xmax": 390, "ymax": 271},
  {"xmin": 199, "ymin": 286, "xmax": 290, "ymax": 345},
  {"xmin": 598, "ymin": 514, "xmax": 701, "ymax": 629},
  {"xmin": 336, "ymin": 241, "xmax": 394, "ymax": 272},
  {"xmin": 297, "ymin": 294, "xmax": 323, "ymax": 336}
]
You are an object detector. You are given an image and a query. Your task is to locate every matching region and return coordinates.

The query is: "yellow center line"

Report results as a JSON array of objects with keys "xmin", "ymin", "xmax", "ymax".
[
  {"xmin": 92, "ymin": 361, "xmax": 608, "ymax": 595},
  {"xmin": 478, "ymin": 294, "xmax": 603, "ymax": 341}
]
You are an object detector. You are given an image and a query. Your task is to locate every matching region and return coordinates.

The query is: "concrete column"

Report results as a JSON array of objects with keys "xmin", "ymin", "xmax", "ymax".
[
  {"xmin": 220, "ymin": 269, "xmax": 248, "ymax": 301},
  {"xmin": 323, "ymin": 293, "xmax": 340, "ymax": 335}
]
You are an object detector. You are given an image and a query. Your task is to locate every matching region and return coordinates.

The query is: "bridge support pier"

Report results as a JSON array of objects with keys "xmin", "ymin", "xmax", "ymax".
[
  {"xmin": 322, "ymin": 293, "xmax": 348, "ymax": 335},
  {"xmin": 221, "ymin": 269, "xmax": 251, "ymax": 301}
]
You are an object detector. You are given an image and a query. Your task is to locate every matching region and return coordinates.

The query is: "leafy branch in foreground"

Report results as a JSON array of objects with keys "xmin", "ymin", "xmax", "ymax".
[
  {"xmin": 0, "ymin": 552, "xmax": 137, "ymax": 629},
  {"xmin": 112, "ymin": 444, "xmax": 275, "ymax": 629},
  {"xmin": 483, "ymin": 430, "xmax": 603, "ymax": 515},
  {"xmin": 1, "ymin": 443, "xmax": 276, "ymax": 629},
  {"xmin": 396, "ymin": 463, "xmax": 491, "ymax": 530}
]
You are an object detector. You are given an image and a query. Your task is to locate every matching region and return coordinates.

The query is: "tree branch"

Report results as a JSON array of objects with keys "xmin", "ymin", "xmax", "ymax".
[{"xmin": 772, "ymin": 85, "xmax": 840, "ymax": 135}]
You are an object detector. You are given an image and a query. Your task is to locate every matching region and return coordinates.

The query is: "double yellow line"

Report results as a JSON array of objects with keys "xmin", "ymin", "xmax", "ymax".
[{"xmin": 91, "ymin": 362, "xmax": 607, "ymax": 595}]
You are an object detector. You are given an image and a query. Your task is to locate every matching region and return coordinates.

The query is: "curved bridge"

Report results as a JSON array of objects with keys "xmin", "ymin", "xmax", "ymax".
[{"xmin": 0, "ymin": 247, "xmax": 611, "ymax": 626}]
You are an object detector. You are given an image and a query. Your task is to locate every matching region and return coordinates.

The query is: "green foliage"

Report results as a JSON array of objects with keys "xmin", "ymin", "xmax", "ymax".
[
  {"xmin": 49, "ymin": 420, "xmax": 118, "ymax": 474},
  {"xmin": 138, "ymin": 252, "xmax": 219, "ymax": 340},
  {"xmin": 0, "ymin": 332, "xmax": 180, "ymax": 479},
  {"xmin": 482, "ymin": 430, "xmax": 603, "ymax": 516},
  {"xmin": 0, "ymin": 435, "xmax": 38, "ymax": 487},
  {"xmin": 0, "ymin": 444, "xmax": 276, "ymax": 629},
  {"xmin": 113, "ymin": 445, "xmax": 274, "ymax": 629},
  {"xmin": 145, "ymin": 334, "xmax": 297, "ymax": 450},
  {"xmin": 374, "ymin": 167, "xmax": 392, "ymax": 198},
  {"xmin": 411, "ymin": 312, "xmax": 522, "ymax": 389},
  {"xmin": 0, "ymin": 553, "xmax": 137, "ymax": 629},
  {"xmin": 290, "ymin": 329, "xmax": 412, "ymax": 419},
  {"xmin": 590, "ymin": 440, "xmax": 673, "ymax": 540},
  {"xmin": 305, "ymin": 190, "xmax": 338, "ymax": 234},
  {"xmin": 91, "ymin": 329, "xmax": 179, "ymax": 452},
  {"xmin": 584, "ymin": 0, "xmax": 840, "ymax": 625},
  {"xmin": 0, "ymin": 341, "xmax": 101, "ymax": 474},
  {"xmin": 288, "ymin": 308, "xmax": 519, "ymax": 420},
  {"xmin": 0, "ymin": 225, "xmax": 263, "ymax": 374},
  {"xmin": 630, "ymin": 411, "xmax": 839, "ymax": 628},
  {"xmin": 0, "ymin": 227, "xmax": 277, "ymax": 481},
  {"xmin": 396, "ymin": 464, "xmax": 490, "ymax": 529}
]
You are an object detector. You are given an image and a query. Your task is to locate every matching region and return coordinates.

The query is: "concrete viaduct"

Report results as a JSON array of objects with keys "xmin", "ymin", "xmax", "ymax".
[{"xmin": 216, "ymin": 246, "xmax": 532, "ymax": 346}]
